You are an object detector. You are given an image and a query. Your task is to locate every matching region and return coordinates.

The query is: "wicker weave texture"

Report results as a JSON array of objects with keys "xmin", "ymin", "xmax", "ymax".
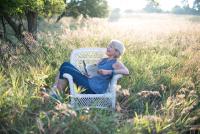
[{"xmin": 63, "ymin": 48, "xmax": 121, "ymax": 109}]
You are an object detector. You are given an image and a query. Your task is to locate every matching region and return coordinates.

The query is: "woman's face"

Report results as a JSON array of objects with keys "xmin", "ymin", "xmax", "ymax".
[{"xmin": 106, "ymin": 44, "xmax": 119, "ymax": 58}]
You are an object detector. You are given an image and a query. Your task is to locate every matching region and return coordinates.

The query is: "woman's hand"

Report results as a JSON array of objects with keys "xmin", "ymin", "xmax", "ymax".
[
  {"xmin": 97, "ymin": 69, "xmax": 112, "ymax": 75},
  {"xmin": 83, "ymin": 73, "xmax": 89, "ymax": 77}
]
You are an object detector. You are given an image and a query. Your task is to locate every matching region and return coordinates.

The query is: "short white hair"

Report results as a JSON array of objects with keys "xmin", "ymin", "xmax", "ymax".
[{"xmin": 109, "ymin": 40, "xmax": 125, "ymax": 56}]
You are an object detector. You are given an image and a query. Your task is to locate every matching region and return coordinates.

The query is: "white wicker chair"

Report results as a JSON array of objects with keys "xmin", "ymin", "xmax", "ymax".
[{"xmin": 63, "ymin": 48, "xmax": 122, "ymax": 109}]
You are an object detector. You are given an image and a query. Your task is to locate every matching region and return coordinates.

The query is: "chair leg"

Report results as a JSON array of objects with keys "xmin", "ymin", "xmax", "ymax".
[
  {"xmin": 112, "ymin": 98, "xmax": 116, "ymax": 109},
  {"xmin": 70, "ymin": 97, "xmax": 75, "ymax": 108}
]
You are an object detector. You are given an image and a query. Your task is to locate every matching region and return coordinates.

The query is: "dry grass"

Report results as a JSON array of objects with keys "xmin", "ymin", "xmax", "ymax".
[{"xmin": 0, "ymin": 13, "xmax": 200, "ymax": 133}]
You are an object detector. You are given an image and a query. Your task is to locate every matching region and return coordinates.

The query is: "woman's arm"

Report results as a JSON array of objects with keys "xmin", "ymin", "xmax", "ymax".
[
  {"xmin": 112, "ymin": 61, "xmax": 129, "ymax": 75},
  {"xmin": 97, "ymin": 61, "xmax": 129, "ymax": 75}
]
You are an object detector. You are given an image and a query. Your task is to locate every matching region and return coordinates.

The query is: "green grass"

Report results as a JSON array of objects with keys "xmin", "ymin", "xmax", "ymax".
[{"xmin": 0, "ymin": 13, "xmax": 200, "ymax": 133}]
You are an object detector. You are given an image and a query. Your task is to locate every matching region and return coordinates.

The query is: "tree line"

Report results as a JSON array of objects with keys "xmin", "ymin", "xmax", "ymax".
[
  {"xmin": 1, "ymin": 0, "xmax": 200, "ymax": 54},
  {"xmin": 144, "ymin": 0, "xmax": 200, "ymax": 14},
  {"xmin": 0, "ymin": 0, "xmax": 108, "ymax": 52}
]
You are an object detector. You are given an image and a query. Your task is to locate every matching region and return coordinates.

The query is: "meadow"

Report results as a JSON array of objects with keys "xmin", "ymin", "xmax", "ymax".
[{"xmin": 0, "ymin": 13, "xmax": 200, "ymax": 133}]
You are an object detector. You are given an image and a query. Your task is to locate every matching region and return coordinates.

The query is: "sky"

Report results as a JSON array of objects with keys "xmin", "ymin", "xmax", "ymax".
[{"xmin": 107, "ymin": 0, "xmax": 195, "ymax": 11}]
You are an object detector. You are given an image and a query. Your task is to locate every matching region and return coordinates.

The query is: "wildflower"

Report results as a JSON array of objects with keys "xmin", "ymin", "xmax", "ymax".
[
  {"xmin": 160, "ymin": 84, "xmax": 167, "ymax": 93},
  {"xmin": 116, "ymin": 102, "xmax": 122, "ymax": 112},
  {"xmin": 166, "ymin": 96, "xmax": 176, "ymax": 108},
  {"xmin": 176, "ymin": 94, "xmax": 185, "ymax": 99},
  {"xmin": 122, "ymin": 89, "xmax": 130, "ymax": 96},
  {"xmin": 137, "ymin": 91, "xmax": 161, "ymax": 98},
  {"xmin": 79, "ymin": 115, "xmax": 89, "ymax": 121},
  {"xmin": 55, "ymin": 103, "xmax": 77, "ymax": 117},
  {"xmin": 181, "ymin": 100, "xmax": 198, "ymax": 115},
  {"xmin": 181, "ymin": 105, "xmax": 194, "ymax": 114},
  {"xmin": 179, "ymin": 88, "xmax": 189, "ymax": 93},
  {"xmin": 116, "ymin": 85, "xmax": 121, "ymax": 91},
  {"xmin": 143, "ymin": 115, "xmax": 162, "ymax": 122},
  {"xmin": 188, "ymin": 90, "xmax": 198, "ymax": 98}
]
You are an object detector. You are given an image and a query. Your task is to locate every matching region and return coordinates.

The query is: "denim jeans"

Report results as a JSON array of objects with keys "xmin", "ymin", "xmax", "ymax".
[{"xmin": 59, "ymin": 62, "xmax": 95, "ymax": 94}]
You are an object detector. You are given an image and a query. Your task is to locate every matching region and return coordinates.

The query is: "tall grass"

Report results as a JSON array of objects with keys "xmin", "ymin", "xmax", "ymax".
[{"xmin": 0, "ymin": 13, "xmax": 200, "ymax": 133}]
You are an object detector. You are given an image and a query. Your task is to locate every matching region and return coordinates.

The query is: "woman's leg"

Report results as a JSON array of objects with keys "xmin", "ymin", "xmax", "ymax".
[
  {"xmin": 58, "ymin": 62, "xmax": 95, "ymax": 94},
  {"xmin": 56, "ymin": 62, "xmax": 79, "ymax": 91},
  {"xmin": 52, "ymin": 72, "xmax": 67, "ymax": 92},
  {"xmin": 57, "ymin": 79, "xmax": 68, "ymax": 91},
  {"xmin": 59, "ymin": 62, "xmax": 81, "ymax": 73}
]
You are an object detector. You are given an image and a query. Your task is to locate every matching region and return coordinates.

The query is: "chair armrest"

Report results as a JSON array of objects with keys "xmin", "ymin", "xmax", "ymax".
[
  {"xmin": 63, "ymin": 73, "xmax": 76, "ymax": 95},
  {"xmin": 109, "ymin": 74, "xmax": 123, "ymax": 91}
]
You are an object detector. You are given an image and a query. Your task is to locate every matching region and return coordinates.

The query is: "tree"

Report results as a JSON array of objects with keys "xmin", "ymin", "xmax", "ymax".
[
  {"xmin": 108, "ymin": 8, "xmax": 121, "ymax": 22},
  {"xmin": 193, "ymin": 0, "xmax": 200, "ymax": 14},
  {"xmin": 172, "ymin": 5, "xmax": 185, "ymax": 14},
  {"xmin": 56, "ymin": 0, "xmax": 109, "ymax": 22},
  {"xmin": 0, "ymin": 0, "xmax": 65, "ymax": 52},
  {"xmin": 182, "ymin": 0, "xmax": 189, "ymax": 7},
  {"xmin": 0, "ymin": 0, "xmax": 108, "ymax": 52},
  {"xmin": 143, "ymin": 0, "xmax": 162, "ymax": 13},
  {"xmin": 177, "ymin": 0, "xmax": 200, "ymax": 15},
  {"xmin": 0, "ymin": 0, "xmax": 65, "ymax": 38}
]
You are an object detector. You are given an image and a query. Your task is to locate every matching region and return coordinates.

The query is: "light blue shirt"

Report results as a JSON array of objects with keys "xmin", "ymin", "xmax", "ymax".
[{"xmin": 88, "ymin": 58, "xmax": 117, "ymax": 94}]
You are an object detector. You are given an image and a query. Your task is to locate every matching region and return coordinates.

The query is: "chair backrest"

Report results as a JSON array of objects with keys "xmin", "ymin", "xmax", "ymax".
[{"xmin": 70, "ymin": 48, "xmax": 107, "ymax": 73}]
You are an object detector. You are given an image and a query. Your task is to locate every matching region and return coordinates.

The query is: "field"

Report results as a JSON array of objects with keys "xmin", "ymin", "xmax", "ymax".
[{"xmin": 0, "ymin": 13, "xmax": 200, "ymax": 133}]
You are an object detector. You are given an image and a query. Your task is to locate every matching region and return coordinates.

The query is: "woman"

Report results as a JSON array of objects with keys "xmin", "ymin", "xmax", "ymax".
[{"xmin": 51, "ymin": 40, "xmax": 129, "ymax": 96}]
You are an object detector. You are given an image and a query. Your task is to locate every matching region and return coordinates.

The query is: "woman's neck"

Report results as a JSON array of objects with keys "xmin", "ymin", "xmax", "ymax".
[{"xmin": 107, "ymin": 56, "xmax": 117, "ymax": 60}]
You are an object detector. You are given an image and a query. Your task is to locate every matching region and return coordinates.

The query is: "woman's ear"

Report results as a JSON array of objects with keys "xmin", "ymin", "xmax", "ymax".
[{"xmin": 115, "ymin": 51, "xmax": 120, "ymax": 58}]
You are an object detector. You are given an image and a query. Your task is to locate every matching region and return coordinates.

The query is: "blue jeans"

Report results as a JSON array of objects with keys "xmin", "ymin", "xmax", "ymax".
[{"xmin": 59, "ymin": 62, "xmax": 95, "ymax": 94}]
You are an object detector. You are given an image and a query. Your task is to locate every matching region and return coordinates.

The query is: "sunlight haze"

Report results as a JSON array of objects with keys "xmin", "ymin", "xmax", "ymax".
[{"xmin": 107, "ymin": 0, "xmax": 195, "ymax": 11}]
